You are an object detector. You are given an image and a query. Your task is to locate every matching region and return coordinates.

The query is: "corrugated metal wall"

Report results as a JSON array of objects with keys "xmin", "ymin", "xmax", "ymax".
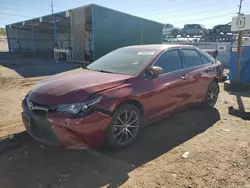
[
  {"xmin": 92, "ymin": 5, "xmax": 163, "ymax": 59},
  {"xmin": 229, "ymin": 46, "xmax": 250, "ymax": 84},
  {"xmin": 6, "ymin": 27, "xmax": 53, "ymax": 52},
  {"xmin": 71, "ymin": 7, "xmax": 86, "ymax": 60}
]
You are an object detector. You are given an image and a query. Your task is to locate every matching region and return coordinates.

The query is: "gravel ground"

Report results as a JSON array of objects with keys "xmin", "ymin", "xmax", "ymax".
[{"xmin": 0, "ymin": 59, "xmax": 249, "ymax": 188}]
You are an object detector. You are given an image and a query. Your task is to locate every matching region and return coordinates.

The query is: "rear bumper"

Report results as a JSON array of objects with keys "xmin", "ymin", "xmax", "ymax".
[{"xmin": 22, "ymin": 100, "xmax": 112, "ymax": 149}]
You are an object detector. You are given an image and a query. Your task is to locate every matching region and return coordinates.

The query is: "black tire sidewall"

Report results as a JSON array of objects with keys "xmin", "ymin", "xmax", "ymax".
[
  {"xmin": 204, "ymin": 81, "xmax": 219, "ymax": 108},
  {"xmin": 105, "ymin": 104, "xmax": 142, "ymax": 149},
  {"xmin": 216, "ymin": 27, "xmax": 221, "ymax": 34},
  {"xmin": 182, "ymin": 32, "xmax": 187, "ymax": 37}
]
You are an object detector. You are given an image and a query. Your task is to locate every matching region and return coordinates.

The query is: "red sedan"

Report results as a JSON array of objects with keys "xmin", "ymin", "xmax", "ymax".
[{"xmin": 22, "ymin": 45, "xmax": 223, "ymax": 149}]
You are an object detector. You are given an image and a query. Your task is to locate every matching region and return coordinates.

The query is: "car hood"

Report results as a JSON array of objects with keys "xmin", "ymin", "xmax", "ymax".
[{"xmin": 28, "ymin": 69, "xmax": 132, "ymax": 106}]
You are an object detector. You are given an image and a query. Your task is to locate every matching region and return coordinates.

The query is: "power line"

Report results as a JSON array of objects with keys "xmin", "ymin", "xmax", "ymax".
[
  {"xmin": 0, "ymin": 6, "xmax": 50, "ymax": 15},
  {"xmin": 130, "ymin": 0, "xmax": 234, "ymax": 16},
  {"xmin": 175, "ymin": 12, "xmax": 235, "ymax": 24},
  {"xmin": 0, "ymin": 1, "xmax": 50, "ymax": 8},
  {"xmin": 0, "ymin": 0, "xmax": 239, "ymax": 27},
  {"xmin": 0, "ymin": 0, "xmax": 237, "ymax": 20},
  {"xmin": 140, "ymin": 2, "xmax": 236, "ymax": 19},
  {"xmin": 0, "ymin": 12, "xmax": 32, "ymax": 18}
]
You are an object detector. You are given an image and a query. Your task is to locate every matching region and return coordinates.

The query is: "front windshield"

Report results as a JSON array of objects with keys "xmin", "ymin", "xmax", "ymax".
[{"xmin": 87, "ymin": 49, "xmax": 157, "ymax": 75}]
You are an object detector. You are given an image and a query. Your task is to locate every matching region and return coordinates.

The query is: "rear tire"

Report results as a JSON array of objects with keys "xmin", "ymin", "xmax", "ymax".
[
  {"xmin": 105, "ymin": 104, "xmax": 142, "ymax": 149},
  {"xmin": 203, "ymin": 81, "xmax": 219, "ymax": 108},
  {"xmin": 201, "ymin": 32, "xmax": 207, "ymax": 37},
  {"xmin": 172, "ymin": 29, "xmax": 178, "ymax": 38}
]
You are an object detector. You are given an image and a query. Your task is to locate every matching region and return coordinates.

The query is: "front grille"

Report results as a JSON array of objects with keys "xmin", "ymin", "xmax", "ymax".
[
  {"xmin": 29, "ymin": 112, "xmax": 57, "ymax": 144},
  {"xmin": 23, "ymin": 97, "xmax": 58, "ymax": 144},
  {"xmin": 32, "ymin": 109, "xmax": 47, "ymax": 117}
]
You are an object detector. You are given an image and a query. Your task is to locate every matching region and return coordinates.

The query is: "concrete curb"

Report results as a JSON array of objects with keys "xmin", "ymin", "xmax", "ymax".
[
  {"xmin": 0, "ymin": 132, "xmax": 32, "ymax": 154},
  {"xmin": 224, "ymin": 80, "xmax": 250, "ymax": 92}
]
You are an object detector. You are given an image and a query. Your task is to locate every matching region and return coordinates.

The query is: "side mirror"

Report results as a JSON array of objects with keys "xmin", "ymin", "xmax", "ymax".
[{"xmin": 147, "ymin": 66, "xmax": 164, "ymax": 78}]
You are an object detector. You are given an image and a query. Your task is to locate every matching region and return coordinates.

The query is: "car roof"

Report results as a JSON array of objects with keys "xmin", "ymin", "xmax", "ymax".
[{"xmin": 121, "ymin": 44, "xmax": 196, "ymax": 51}]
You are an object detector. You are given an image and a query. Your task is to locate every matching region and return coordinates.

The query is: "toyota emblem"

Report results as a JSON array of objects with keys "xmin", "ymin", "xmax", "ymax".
[{"xmin": 28, "ymin": 101, "xmax": 33, "ymax": 110}]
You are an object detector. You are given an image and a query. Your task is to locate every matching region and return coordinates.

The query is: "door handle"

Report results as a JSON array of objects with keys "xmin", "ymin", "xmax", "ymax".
[
  {"xmin": 208, "ymin": 67, "xmax": 213, "ymax": 71},
  {"xmin": 181, "ymin": 74, "xmax": 188, "ymax": 80}
]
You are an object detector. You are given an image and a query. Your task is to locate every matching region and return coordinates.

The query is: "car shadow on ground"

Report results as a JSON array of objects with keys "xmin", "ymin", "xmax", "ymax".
[
  {"xmin": 0, "ymin": 107, "xmax": 220, "ymax": 188},
  {"xmin": 103, "ymin": 106, "xmax": 220, "ymax": 167},
  {"xmin": 0, "ymin": 59, "xmax": 76, "ymax": 78}
]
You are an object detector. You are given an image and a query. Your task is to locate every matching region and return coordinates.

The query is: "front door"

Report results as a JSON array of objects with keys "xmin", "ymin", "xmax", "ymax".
[
  {"xmin": 139, "ymin": 49, "xmax": 189, "ymax": 122},
  {"xmin": 180, "ymin": 48, "xmax": 208, "ymax": 105}
]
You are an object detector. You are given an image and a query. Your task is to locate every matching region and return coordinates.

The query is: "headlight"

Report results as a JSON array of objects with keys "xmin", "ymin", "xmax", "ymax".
[{"xmin": 54, "ymin": 96, "xmax": 102, "ymax": 116}]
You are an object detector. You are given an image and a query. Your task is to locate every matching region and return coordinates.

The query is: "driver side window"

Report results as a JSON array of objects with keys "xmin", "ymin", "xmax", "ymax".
[{"xmin": 154, "ymin": 49, "xmax": 183, "ymax": 74}]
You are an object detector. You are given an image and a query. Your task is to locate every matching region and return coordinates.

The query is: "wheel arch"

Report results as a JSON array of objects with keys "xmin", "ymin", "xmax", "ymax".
[{"xmin": 111, "ymin": 99, "xmax": 144, "ymax": 118}]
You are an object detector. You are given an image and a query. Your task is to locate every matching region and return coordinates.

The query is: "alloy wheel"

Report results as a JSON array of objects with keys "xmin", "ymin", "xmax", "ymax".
[
  {"xmin": 207, "ymin": 82, "xmax": 219, "ymax": 107},
  {"xmin": 112, "ymin": 110, "xmax": 139, "ymax": 145}
]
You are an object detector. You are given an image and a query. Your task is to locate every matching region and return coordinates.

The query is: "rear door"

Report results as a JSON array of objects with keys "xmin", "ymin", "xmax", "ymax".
[
  {"xmin": 194, "ymin": 24, "xmax": 201, "ymax": 35},
  {"xmin": 200, "ymin": 52, "xmax": 219, "ymax": 89},
  {"xmin": 189, "ymin": 25, "xmax": 196, "ymax": 35},
  {"xmin": 141, "ymin": 49, "xmax": 189, "ymax": 121},
  {"xmin": 180, "ymin": 48, "xmax": 212, "ymax": 105}
]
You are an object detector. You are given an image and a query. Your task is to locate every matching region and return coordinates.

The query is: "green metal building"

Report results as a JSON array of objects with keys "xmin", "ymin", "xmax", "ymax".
[{"xmin": 6, "ymin": 4, "xmax": 163, "ymax": 61}]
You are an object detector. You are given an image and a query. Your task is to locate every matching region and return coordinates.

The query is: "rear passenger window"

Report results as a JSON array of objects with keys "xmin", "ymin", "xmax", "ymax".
[
  {"xmin": 154, "ymin": 50, "xmax": 183, "ymax": 73},
  {"xmin": 201, "ymin": 53, "xmax": 212, "ymax": 64},
  {"xmin": 182, "ymin": 49, "xmax": 203, "ymax": 68}
]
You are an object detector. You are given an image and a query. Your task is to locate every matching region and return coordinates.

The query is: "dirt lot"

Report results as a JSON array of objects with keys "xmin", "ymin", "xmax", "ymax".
[{"xmin": 0, "ymin": 59, "xmax": 249, "ymax": 188}]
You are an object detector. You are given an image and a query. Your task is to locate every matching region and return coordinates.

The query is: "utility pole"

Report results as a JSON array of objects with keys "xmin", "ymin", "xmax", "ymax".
[
  {"xmin": 236, "ymin": 0, "xmax": 243, "ymax": 83},
  {"xmin": 50, "ymin": 0, "xmax": 57, "ymax": 47},
  {"xmin": 51, "ymin": 0, "xmax": 54, "ymax": 14},
  {"xmin": 237, "ymin": 0, "xmax": 243, "ymax": 15}
]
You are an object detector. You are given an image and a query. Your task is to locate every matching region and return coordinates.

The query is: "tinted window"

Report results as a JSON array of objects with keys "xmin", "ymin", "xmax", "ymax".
[
  {"xmin": 182, "ymin": 49, "xmax": 203, "ymax": 68},
  {"xmin": 201, "ymin": 53, "xmax": 212, "ymax": 64},
  {"xmin": 154, "ymin": 50, "xmax": 183, "ymax": 73}
]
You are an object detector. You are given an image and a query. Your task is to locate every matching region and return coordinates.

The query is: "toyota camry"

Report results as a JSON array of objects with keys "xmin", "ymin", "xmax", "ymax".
[{"xmin": 22, "ymin": 45, "xmax": 223, "ymax": 149}]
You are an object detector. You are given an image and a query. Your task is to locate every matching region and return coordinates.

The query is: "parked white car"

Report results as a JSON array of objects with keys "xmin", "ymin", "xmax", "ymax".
[{"xmin": 162, "ymin": 24, "xmax": 180, "ymax": 38}]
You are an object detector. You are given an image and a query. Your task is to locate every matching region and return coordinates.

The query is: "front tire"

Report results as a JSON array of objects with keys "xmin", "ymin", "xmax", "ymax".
[
  {"xmin": 105, "ymin": 104, "xmax": 142, "ymax": 149},
  {"xmin": 181, "ymin": 31, "xmax": 187, "ymax": 37},
  {"xmin": 215, "ymin": 27, "xmax": 221, "ymax": 34},
  {"xmin": 203, "ymin": 81, "xmax": 219, "ymax": 108}
]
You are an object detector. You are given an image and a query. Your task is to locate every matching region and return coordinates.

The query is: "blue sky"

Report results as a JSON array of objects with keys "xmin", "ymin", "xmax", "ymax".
[{"xmin": 0, "ymin": 0, "xmax": 249, "ymax": 28}]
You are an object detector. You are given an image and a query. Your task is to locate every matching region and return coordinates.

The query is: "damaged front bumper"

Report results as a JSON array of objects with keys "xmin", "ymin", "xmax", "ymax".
[{"xmin": 22, "ymin": 99, "xmax": 112, "ymax": 149}]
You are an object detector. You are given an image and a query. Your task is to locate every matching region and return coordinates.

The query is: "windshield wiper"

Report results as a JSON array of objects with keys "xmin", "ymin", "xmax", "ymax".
[
  {"xmin": 87, "ymin": 68, "xmax": 117, "ymax": 74},
  {"xmin": 99, "ymin": 70, "xmax": 113, "ymax": 73}
]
